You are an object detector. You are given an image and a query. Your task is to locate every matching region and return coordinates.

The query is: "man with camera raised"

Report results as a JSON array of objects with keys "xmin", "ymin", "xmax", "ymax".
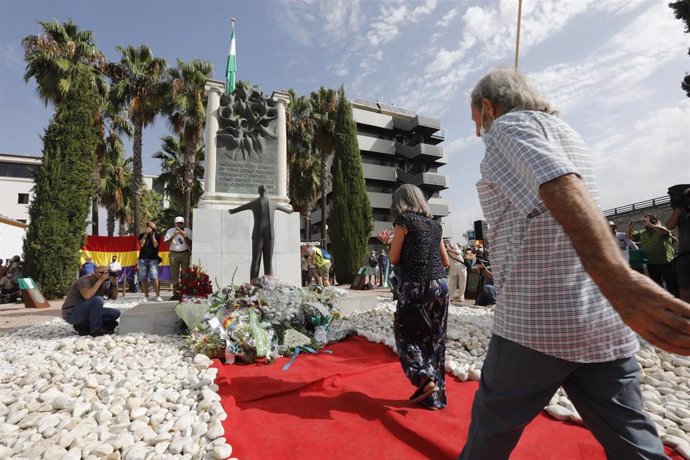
[
  {"xmin": 626, "ymin": 213, "xmax": 675, "ymax": 290},
  {"xmin": 62, "ymin": 265, "xmax": 120, "ymax": 337}
]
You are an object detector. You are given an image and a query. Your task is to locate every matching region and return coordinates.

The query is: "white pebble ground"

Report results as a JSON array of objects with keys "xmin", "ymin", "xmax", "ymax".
[
  {"xmin": 0, "ymin": 297, "xmax": 234, "ymax": 460},
  {"xmin": 1, "ymin": 297, "xmax": 688, "ymax": 459}
]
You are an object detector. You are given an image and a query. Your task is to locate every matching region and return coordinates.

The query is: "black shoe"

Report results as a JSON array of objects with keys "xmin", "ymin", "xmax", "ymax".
[
  {"xmin": 73, "ymin": 325, "xmax": 89, "ymax": 336},
  {"xmin": 102, "ymin": 320, "xmax": 118, "ymax": 333},
  {"xmin": 170, "ymin": 294, "xmax": 180, "ymax": 301},
  {"xmin": 89, "ymin": 328, "xmax": 113, "ymax": 337}
]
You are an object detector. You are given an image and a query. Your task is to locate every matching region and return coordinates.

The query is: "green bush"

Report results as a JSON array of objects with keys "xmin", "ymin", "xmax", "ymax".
[
  {"xmin": 23, "ymin": 74, "xmax": 100, "ymax": 298},
  {"xmin": 329, "ymin": 88, "xmax": 372, "ymax": 284}
]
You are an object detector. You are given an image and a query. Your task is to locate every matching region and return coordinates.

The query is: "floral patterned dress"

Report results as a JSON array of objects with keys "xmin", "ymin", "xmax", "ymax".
[{"xmin": 393, "ymin": 212, "xmax": 449, "ymax": 409}]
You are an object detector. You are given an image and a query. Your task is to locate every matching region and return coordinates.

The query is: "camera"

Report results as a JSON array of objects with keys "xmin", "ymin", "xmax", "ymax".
[
  {"xmin": 668, "ymin": 184, "xmax": 690, "ymax": 209},
  {"xmin": 107, "ymin": 270, "xmax": 117, "ymax": 276}
]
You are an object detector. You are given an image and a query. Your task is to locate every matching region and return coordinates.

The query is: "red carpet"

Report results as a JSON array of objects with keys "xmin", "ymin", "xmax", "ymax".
[{"xmin": 212, "ymin": 335, "xmax": 681, "ymax": 460}]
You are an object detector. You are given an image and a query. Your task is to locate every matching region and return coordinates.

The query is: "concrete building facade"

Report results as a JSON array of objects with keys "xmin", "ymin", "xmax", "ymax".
[
  {"xmin": 306, "ymin": 99, "xmax": 451, "ymax": 245},
  {"xmin": 0, "ymin": 152, "xmax": 166, "ymax": 244}
]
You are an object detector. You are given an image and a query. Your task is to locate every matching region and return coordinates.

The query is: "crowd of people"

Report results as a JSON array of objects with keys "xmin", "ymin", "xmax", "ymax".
[{"xmin": 60, "ymin": 216, "xmax": 193, "ymax": 337}]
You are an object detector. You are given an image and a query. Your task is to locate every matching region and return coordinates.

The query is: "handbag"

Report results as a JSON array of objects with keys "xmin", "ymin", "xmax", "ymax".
[{"xmin": 398, "ymin": 222, "xmax": 438, "ymax": 341}]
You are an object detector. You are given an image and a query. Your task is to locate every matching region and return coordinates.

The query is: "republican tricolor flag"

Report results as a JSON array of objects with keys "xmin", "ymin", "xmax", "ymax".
[{"xmin": 225, "ymin": 18, "xmax": 237, "ymax": 95}]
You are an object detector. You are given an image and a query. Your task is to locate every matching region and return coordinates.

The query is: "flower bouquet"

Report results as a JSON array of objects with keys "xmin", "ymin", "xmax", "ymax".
[
  {"xmin": 377, "ymin": 229, "xmax": 394, "ymax": 246},
  {"xmin": 179, "ymin": 263, "xmax": 213, "ymax": 301}
]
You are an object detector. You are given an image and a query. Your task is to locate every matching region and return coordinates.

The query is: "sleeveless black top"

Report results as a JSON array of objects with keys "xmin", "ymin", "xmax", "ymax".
[{"xmin": 394, "ymin": 212, "xmax": 446, "ymax": 283}]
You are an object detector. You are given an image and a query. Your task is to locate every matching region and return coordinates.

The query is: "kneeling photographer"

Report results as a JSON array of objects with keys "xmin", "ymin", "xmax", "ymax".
[
  {"xmin": 666, "ymin": 185, "xmax": 690, "ymax": 302},
  {"xmin": 62, "ymin": 265, "xmax": 120, "ymax": 337}
]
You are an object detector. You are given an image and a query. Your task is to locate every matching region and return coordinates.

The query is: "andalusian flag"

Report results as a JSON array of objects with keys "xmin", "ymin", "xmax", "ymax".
[{"xmin": 225, "ymin": 18, "xmax": 237, "ymax": 95}]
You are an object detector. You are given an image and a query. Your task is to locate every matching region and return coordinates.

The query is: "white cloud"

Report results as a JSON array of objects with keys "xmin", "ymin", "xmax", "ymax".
[
  {"xmin": 367, "ymin": 0, "xmax": 438, "ymax": 47},
  {"xmin": 436, "ymin": 7, "xmax": 458, "ymax": 27},
  {"xmin": 444, "ymin": 135, "xmax": 480, "ymax": 158},
  {"xmin": 278, "ymin": 0, "xmax": 363, "ymax": 45},
  {"xmin": 591, "ymin": 101, "xmax": 690, "ymax": 209},
  {"xmin": 531, "ymin": 3, "xmax": 690, "ymax": 113}
]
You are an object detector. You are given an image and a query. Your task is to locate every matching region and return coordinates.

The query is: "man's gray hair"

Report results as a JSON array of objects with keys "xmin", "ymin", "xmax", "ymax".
[
  {"xmin": 391, "ymin": 184, "xmax": 432, "ymax": 219},
  {"xmin": 471, "ymin": 68, "xmax": 559, "ymax": 115}
]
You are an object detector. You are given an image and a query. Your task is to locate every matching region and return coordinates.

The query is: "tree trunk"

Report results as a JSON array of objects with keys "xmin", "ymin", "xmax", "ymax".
[
  {"xmin": 132, "ymin": 122, "xmax": 144, "ymax": 235},
  {"xmin": 91, "ymin": 196, "xmax": 99, "ymax": 236},
  {"xmin": 118, "ymin": 216, "xmax": 127, "ymax": 235},
  {"xmin": 320, "ymin": 153, "xmax": 328, "ymax": 247},
  {"xmin": 106, "ymin": 208, "xmax": 115, "ymax": 236},
  {"xmin": 182, "ymin": 131, "xmax": 197, "ymax": 225}
]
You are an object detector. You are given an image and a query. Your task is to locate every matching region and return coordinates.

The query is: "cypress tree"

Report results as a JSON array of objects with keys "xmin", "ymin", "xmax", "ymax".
[
  {"xmin": 329, "ymin": 87, "xmax": 373, "ymax": 284},
  {"xmin": 23, "ymin": 74, "xmax": 100, "ymax": 298}
]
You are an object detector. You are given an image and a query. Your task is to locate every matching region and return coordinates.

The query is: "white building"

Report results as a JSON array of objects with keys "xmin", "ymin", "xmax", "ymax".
[
  {"xmin": 0, "ymin": 152, "xmax": 166, "ymax": 252},
  {"xmin": 0, "ymin": 153, "xmax": 40, "ymax": 225}
]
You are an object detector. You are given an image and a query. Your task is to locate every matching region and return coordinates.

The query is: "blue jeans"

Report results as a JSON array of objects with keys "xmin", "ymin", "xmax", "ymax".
[
  {"xmin": 65, "ymin": 296, "xmax": 120, "ymax": 333},
  {"xmin": 475, "ymin": 284, "xmax": 496, "ymax": 306},
  {"xmin": 459, "ymin": 335, "xmax": 666, "ymax": 460},
  {"xmin": 138, "ymin": 259, "xmax": 159, "ymax": 281}
]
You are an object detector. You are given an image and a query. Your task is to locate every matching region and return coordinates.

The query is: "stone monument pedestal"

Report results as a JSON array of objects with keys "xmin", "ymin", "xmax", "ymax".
[{"xmin": 192, "ymin": 207, "xmax": 301, "ymax": 287}]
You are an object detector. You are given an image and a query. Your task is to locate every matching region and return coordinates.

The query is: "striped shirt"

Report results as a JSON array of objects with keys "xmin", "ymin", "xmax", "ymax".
[{"xmin": 476, "ymin": 110, "xmax": 638, "ymax": 363}]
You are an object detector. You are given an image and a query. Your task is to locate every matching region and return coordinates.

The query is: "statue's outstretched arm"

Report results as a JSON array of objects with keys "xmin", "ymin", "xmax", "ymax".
[{"xmin": 229, "ymin": 201, "xmax": 252, "ymax": 214}]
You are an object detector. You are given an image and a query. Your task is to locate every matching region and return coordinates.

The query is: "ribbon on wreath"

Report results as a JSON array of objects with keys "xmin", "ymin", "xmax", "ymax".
[{"xmin": 282, "ymin": 346, "xmax": 333, "ymax": 371}]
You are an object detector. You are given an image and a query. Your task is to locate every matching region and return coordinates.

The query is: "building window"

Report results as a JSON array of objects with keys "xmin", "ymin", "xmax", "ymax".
[{"xmin": 18, "ymin": 193, "xmax": 29, "ymax": 204}]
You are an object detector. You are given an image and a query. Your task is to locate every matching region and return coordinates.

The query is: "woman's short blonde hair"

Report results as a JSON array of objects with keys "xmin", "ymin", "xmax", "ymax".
[{"xmin": 391, "ymin": 184, "xmax": 432, "ymax": 219}]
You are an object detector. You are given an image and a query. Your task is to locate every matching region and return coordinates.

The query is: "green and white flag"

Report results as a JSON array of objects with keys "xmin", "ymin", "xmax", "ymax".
[{"xmin": 225, "ymin": 19, "xmax": 237, "ymax": 95}]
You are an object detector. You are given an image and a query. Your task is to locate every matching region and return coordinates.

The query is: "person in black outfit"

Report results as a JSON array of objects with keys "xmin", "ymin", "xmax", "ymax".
[
  {"xmin": 389, "ymin": 184, "xmax": 450, "ymax": 410},
  {"xmin": 138, "ymin": 220, "xmax": 162, "ymax": 302}
]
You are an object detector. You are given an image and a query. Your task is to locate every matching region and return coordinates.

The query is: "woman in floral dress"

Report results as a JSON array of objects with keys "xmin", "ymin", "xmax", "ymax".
[{"xmin": 389, "ymin": 184, "xmax": 450, "ymax": 409}]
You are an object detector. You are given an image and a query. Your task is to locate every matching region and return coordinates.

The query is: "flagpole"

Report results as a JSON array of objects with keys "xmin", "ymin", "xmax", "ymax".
[{"xmin": 514, "ymin": 0, "xmax": 523, "ymax": 69}]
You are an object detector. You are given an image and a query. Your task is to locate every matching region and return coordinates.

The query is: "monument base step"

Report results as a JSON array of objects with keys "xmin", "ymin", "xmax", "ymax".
[{"xmin": 118, "ymin": 301, "xmax": 179, "ymax": 336}]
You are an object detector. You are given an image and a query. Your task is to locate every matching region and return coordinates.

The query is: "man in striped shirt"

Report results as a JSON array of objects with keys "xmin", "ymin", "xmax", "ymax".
[{"xmin": 458, "ymin": 68, "xmax": 690, "ymax": 459}]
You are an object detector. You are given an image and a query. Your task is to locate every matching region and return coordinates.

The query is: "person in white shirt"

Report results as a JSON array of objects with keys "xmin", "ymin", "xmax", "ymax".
[
  {"xmin": 164, "ymin": 216, "xmax": 192, "ymax": 300},
  {"xmin": 609, "ymin": 221, "xmax": 637, "ymax": 262},
  {"xmin": 108, "ymin": 255, "xmax": 122, "ymax": 273}
]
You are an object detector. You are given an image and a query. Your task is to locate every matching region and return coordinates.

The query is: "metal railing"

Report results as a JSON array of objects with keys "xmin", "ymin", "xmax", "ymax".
[{"xmin": 603, "ymin": 195, "xmax": 670, "ymax": 217}]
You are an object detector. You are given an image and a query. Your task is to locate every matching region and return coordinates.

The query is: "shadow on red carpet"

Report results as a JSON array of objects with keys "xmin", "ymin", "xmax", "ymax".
[{"xmin": 211, "ymin": 335, "xmax": 680, "ymax": 460}]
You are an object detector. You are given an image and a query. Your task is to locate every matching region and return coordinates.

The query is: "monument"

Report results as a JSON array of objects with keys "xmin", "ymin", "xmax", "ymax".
[{"xmin": 193, "ymin": 80, "xmax": 301, "ymax": 286}]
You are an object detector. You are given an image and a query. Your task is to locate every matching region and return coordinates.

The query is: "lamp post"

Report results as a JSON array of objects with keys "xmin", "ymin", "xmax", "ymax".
[{"xmin": 515, "ymin": 0, "xmax": 523, "ymax": 69}]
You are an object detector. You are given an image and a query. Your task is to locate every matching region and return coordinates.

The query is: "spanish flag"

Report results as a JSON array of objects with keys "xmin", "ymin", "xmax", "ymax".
[{"xmin": 80, "ymin": 235, "xmax": 171, "ymax": 282}]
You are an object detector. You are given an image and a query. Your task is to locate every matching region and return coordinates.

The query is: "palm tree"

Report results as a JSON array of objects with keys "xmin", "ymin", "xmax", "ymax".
[
  {"xmin": 22, "ymin": 18, "xmax": 106, "ymax": 107},
  {"xmin": 165, "ymin": 59, "xmax": 213, "ymax": 224},
  {"xmin": 108, "ymin": 45, "xmax": 167, "ymax": 235},
  {"xmin": 287, "ymin": 90, "xmax": 320, "ymax": 239},
  {"xmin": 153, "ymin": 135, "xmax": 204, "ymax": 212},
  {"xmin": 92, "ymin": 96, "xmax": 132, "ymax": 235},
  {"xmin": 100, "ymin": 152, "xmax": 132, "ymax": 236},
  {"xmin": 309, "ymin": 87, "xmax": 338, "ymax": 246},
  {"xmin": 23, "ymin": 19, "xmax": 108, "ymax": 234}
]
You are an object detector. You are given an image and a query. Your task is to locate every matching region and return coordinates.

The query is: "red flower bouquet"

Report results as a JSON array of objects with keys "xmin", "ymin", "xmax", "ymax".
[{"xmin": 179, "ymin": 264, "xmax": 213, "ymax": 300}]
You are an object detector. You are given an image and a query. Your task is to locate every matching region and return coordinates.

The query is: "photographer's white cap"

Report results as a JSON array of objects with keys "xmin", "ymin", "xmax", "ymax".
[{"xmin": 174, "ymin": 216, "xmax": 184, "ymax": 223}]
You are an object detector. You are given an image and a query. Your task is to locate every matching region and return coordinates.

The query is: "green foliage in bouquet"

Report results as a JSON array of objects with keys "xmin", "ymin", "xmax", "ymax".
[{"xmin": 187, "ymin": 325, "xmax": 225, "ymax": 359}]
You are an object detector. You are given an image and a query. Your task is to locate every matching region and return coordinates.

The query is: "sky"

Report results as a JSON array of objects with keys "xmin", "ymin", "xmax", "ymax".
[{"xmin": 1, "ymin": 0, "xmax": 689, "ymax": 242}]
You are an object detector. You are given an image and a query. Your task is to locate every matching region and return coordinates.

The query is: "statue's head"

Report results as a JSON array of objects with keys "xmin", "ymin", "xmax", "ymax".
[{"xmin": 258, "ymin": 185, "xmax": 266, "ymax": 195}]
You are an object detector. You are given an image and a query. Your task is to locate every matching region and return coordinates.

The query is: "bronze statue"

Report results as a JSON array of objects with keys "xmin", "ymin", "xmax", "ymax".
[{"xmin": 229, "ymin": 185, "xmax": 293, "ymax": 280}]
